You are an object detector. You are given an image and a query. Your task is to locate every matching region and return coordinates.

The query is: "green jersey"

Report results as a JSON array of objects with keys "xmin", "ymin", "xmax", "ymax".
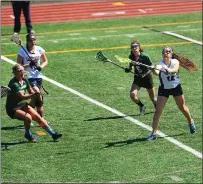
[
  {"xmin": 6, "ymin": 77, "xmax": 31, "ymax": 118},
  {"xmin": 129, "ymin": 52, "xmax": 153, "ymax": 75}
]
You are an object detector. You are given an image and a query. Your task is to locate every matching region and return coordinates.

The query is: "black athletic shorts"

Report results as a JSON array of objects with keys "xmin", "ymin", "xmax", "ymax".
[
  {"xmin": 133, "ymin": 72, "xmax": 154, "ymax": 89},
  {"xmin": 158, "ymin": 84, "xmax": 183, "ymax": 98},
  {"xmin": 6, "ymin": 101, "xmax": 29, "ymax": 119}
]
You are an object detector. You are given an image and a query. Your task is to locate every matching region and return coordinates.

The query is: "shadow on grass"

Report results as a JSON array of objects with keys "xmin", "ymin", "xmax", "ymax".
[
  {"xmin": 84, "ymin": 112, "xmax": 154, "ymax": 121},
  {"xmin": 1, "ymin": 141, "xmax": 27, "ymax": 151},
  {"xmin": 104, "ymin": 133, "xmax": 186, "ymax": 148},
  {"xmin": 1, "ymin": 124, "xmax": 24, "ymax": 130}
]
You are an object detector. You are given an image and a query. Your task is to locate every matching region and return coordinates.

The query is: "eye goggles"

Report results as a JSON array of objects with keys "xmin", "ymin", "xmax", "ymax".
[
  {"xmin": 131, "ymin": 44, "xmax": 140, "ymax": 49},
  {"xmin": 162, "ymin": 47, "xmax": 172, "ymax": 54},
  {"xmin": 17, "ymin": 70, "xmax": 24, "ymax": 72}
]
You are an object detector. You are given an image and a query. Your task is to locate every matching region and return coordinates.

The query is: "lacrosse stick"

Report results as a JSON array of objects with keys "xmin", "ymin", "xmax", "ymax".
[
  {"xmin": 114, "ymin": 55, "xmax": 130, "ymax": 63},
  {"xmin": 1, "ymin": 86, "xmax": 11, "ymax": 98},
  {"xmin": 131, "ymin": 61, "xmax": 169, "ymax": 74},
  {"xmin": 40, "ymin": 85, "xmax": 49, "ymax": 95},
  {"xmin": 12, "ymin": 35, "xmax": 42, "ymax": 72},
  {"xmin": 95, "ymin": 51, "xmax": 134, "ymax": 74},
  {"xmin": 114, "ymin": 55, "xmax": 169, "ymax": 75},
  {"xmin": 12, "ymin": 35, "xmax": 34, "ymax": 63},
  {"xmin": 114, "ymin": 55, "xmax": 161, "ymax": 71}
]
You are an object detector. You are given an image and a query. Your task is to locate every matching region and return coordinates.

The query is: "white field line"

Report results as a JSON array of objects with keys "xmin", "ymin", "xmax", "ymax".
[
  {"xmin": 1, "ymin": 55, "xmax": 202, "ymax": 159},
  {"xmin": 1, "ymin": 28, "xmax": 201, "ymax": 45},
  {"xmin": 163, "ymin": 31, "xmax": 202, "ymax": 45}
]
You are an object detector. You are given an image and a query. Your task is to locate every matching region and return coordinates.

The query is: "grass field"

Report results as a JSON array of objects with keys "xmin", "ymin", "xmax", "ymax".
[{"xmin": 1, "ymin": 12, "xmax": 202, "ymax": 183}]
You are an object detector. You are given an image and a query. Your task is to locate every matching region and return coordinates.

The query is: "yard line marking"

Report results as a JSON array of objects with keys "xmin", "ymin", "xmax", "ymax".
[
  {"xmin": 1, "ymin": 55, "xmax": 202, "ymax": 159},
  {"xmin": 170, "ymin": 176, "xmax": 183, "ymax": 182},
  {"xmin": 163, "ymin": 31, "xmax": 202, "ymax": 45},
  {"xmin": 1, "ymin": 28, "xmax": 201, "ymax": 46},
  {"xmin": 134, "ymin": 166, "xmax": 202, "ymax": 182}
]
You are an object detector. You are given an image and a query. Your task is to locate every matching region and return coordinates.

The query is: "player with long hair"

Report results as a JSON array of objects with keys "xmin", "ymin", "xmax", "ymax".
[
  {"xmin": 125, "ymin": 40, "xmax": 157, "ymax": 115},
  {"xmin": 147, "ymin": 47, "xmax": 196, "ymax": 140}
]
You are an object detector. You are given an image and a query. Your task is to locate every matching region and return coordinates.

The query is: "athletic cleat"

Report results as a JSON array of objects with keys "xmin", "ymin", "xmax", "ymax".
[
  {"xmin": 30, "ymin": 29, "xmax": 35, "ymax": 34},
  {"xmin": 24, "ymin": 133, "xmax": 37, "ymax": 143},
  {"xmin": 52, "ymin": 132, "xmax": 62, "ymax": 141},
  {"xmin": 146, "ymin": 134, "xmax": 157, "ymax": 141},
  {"xmin": 189, "ymin": 123, "xmax": 196, "ymax": 134},
  {"xmin": 140, "ymin": 105, "xmax": 146, "ymax": 115},
  {"xmin": 11, "ymin": 32, "xmax": 19, "ymax": 41}
]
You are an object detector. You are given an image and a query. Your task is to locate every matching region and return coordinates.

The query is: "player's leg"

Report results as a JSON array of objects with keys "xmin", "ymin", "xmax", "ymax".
[
  {"xmin": 14, "ymin": 107, "xmax": 36, "ymax": 142},
  {"xmin": 25, "ymin": 105, "xmax": 62, "ymax": 141},
  {"xmin": 11, "ymin": 2, "xmax": 22, "ymax": 34},
  {"xmin": 174, "ymin": 95, "xmax": 196, "ymax": 133},
  {"xmin": 146, "ymin": 87, "xmax": 157, "ymax": 108},
  {"xmin": 29, "ymin": 79, "xmax": 44, "ymax": 117},
  {"xmin": 147, "ymin": 96, "xmax": 168, "ymax": 141},
  {"xmin": 130, "ymin": 83, "xmax": 146, "ymax": 115},
  {"xmin": 22, "ymin": 1, "xmax": 33, "ymax": 33}
]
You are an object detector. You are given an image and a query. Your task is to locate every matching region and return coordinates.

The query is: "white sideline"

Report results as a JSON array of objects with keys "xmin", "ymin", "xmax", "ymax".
[
  {"xmin": 1, "ymin": 55, "xmax": 202, "ymax": 159},
  {"xmin": 163, "ymin": 31, "xmax": 202, "ymax": 45}
]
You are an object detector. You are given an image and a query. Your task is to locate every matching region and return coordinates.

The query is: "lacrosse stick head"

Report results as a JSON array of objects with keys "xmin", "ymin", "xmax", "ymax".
[
  {"xmin": 11, "ymin": 34, "xmax": 21, "ymax": 45},
  {"xmin": 95, "ymin": 51, "xmax": 109, "ymax": 62},
  {"xmin": 1, "ymin": 86, "xmax": 11, "ymax": 98}
]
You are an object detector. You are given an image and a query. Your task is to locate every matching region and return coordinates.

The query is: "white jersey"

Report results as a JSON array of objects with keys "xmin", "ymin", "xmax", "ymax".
[
  {"xmin": 158, "ymin": 59, "xmax": 180, "ymax": 89},
  {"xmin": 18, "ymin": 46, "xmax": 45, "ymax": 79}
]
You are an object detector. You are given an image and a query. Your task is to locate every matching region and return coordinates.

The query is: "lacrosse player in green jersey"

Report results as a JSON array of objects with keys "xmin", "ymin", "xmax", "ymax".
[
  {"xmin": 125, "ymin": 40, "xmax": 157, "ymax": 115},
  {"xmin": 6, "ymin": 64, "xmax": 62, "ymax": 143}
]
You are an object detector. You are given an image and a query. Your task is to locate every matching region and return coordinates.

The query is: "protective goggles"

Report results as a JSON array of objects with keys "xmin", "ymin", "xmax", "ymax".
[
  {"xmin": 162, "ymin": 47, "xmax": 172, "ymax": 54},
  {"xmin": 131, "ymin": 44, "xmax": 140, "ymax": 49}
]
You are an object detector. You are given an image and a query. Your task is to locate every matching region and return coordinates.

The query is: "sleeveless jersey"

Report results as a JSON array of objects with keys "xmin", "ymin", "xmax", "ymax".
[
  {"xmin": 18, "ymin": 46, "xmax": 45, "ymax": 79},
  {"xmin": 158, "ymin": 59, "xmax": 180, "ymax": 89}
]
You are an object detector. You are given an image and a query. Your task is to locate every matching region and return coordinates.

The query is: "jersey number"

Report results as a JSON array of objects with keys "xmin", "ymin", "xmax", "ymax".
[
  {"xmin": 135, "ymin": 66, "xmax": 142, "ymax": 73},
  {"xmin": 167, "ymin": 75, "xmax": 175, "ymax": 81}
]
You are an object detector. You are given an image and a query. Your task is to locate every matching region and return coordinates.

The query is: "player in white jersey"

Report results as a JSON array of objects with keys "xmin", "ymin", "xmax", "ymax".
[
  {"xmin": 17, "ymin": 33, "xmax": 48, "ymax": 117},
  {"xmin": 147, "ymin": 47, "xmax": 196, "ymax": 141}
]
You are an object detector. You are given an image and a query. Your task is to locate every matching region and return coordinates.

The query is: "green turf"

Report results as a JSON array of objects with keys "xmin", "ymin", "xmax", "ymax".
[{"xmin": 1, "ymin": 12, "xmax": 202, "ymax": 183}]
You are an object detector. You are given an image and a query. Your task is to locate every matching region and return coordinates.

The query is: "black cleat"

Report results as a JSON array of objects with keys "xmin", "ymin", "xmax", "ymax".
[
  {"xmin": 52, "ymin": 132, "xmax": 62, "ymax": 141},
  {"xmin": 189, "ymin": 123, "xmax": 196, "ymax": 134}
]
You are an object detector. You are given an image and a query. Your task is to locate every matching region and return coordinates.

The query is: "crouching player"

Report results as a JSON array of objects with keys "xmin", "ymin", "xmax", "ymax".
[{"xmin": 6, "ymin": 64, "xmax": 62, "ymax": 142}]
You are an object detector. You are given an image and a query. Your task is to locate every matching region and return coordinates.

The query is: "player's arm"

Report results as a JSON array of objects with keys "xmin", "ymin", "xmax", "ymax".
[
  {"xmin": 16, "ymin": 91, "xmax": 35, "ymax": 100},
  {"xmin": 17, "ymin": 54, "xmax": 30, "ymax": 68},
  {"xmin": 40, "ymin": 53, "xmax": 48, "ymax": 69},
  {"xmin": 125, "ymin": 62, "xmax": 133, "ymax": 73},
  {"xmin": 163, "ymin": 59, "xmax": 179, "ymax": 74}
]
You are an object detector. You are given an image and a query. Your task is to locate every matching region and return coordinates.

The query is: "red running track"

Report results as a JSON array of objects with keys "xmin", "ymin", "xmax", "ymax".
[{"xmin": 1, "ymin": 1, "xmax": 202, "ymax": 26}]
